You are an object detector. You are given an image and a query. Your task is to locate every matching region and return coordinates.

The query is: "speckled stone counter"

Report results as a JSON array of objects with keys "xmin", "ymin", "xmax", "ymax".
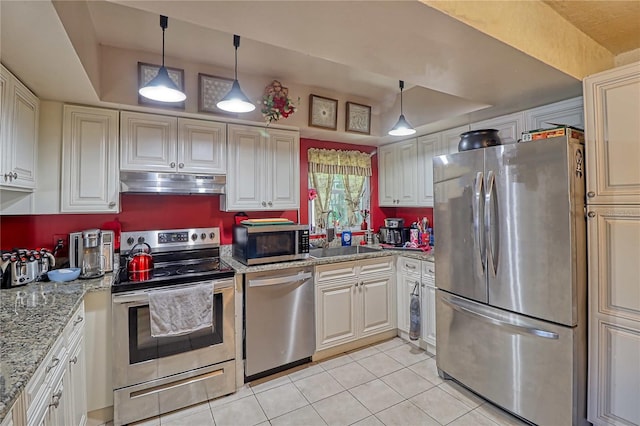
[
  {"xmin": 0, "ymin": 274, "xmax": 112, "ymax": 420},
  {"xmin": 222, "ymin": 245, "xmax": 434, "ymax": 274}
]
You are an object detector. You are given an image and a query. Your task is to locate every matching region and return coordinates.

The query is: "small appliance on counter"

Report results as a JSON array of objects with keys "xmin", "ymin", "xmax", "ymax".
[
  {"xmin": 378, "ymin": 218, "xmax": 409, "ymax": 247},
  {"xmin": 232, "ymin": 222, "xmax": 309, "ymax": 266},
  {"xmin": 69, "ymin": 229, "xmax": 115, "ymax": 279},
  {"xmin": 1, "ymin": 248, "xmax": 56, "ymax": 288}
]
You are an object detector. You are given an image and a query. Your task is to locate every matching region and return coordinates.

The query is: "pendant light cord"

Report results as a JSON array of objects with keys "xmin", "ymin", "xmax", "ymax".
[
  {"xmin": 160, "ymin": 15, "xmax": 168, "ymax": 67},
  {"xmin": 399, "ymin": 80, "xmax": 405, "ymax": 115},
  {"xmin": 233, "ymin": 34, "xmax": 241, "ymax": 80}
]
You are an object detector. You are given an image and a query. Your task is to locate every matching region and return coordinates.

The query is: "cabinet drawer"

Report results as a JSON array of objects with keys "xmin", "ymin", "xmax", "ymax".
[
  {"xmin": 359, "ymin": 256, "xmax": 394, "ymax": 276},
  {"xmin": 398, "ymin": 257, "xmax": 421, "ymax": 275},
  {"xmin": 316, "ymin": 261, "xmax": 357, "ymax": 283},
  {"xmin": 422, "ymin": 261, "xmax": 435, "ymax": 286},
  {"xmin": 25, "ymin": 334, "xmax": 65, "ymax": 413},
  {"xmin": 64, "ymin": 302, "xmax": 85, "ymax": 346}
]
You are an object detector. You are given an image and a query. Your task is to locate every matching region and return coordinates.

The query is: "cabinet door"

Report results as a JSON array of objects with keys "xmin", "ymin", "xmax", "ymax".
[
  {"xmin": 120, "ymin": 111, "xmax": 177, "ymax": 172},
  {"xmin": 5, "ymin": 79, "xmax": 38, "ymax": 189},
  {"xmin": 360, "ymin": 274, "xmax": 395, "ymax": 337},
  {"xmin": 587, "ymin": 205, "xmax": 640, "ymax": 426},
  {"xmin": 61, "ymin": 106, "xmax": 119, "ymax": 213},
  {"xmin": 177, "ymin": 118, "xmax": 226, "ymax": 174},
  {"xmin": 524, "ymin": 97, "xmax": 584, "ymax": 131},
  {"xmin": 266, "ymin": 129, "xmax": 299, "ymax": 210},
  {"xmin": 421, "ymin": 285, "xmax": 437, "ymax": 349},
  {"xmin": 66, "ymin": 337, "xmax": 87, "ymax": 426},
  {"xmin": 316, "ymin": 280, "xmax": 357, "ymax": 350},
  {"xmin": 224, "ymin": 124, "xmax": 264, "ymax": 211},
  {"xmin": 397, "ymin": 272, "xmax": 419, "ymax": 334},
  {"xmin": 396, "ymin": 139, "xmax": 418, "ymax": 206},
  {"xmin": 471, "ymin": 111, "xmax": 524, "ymax": 145},
  {"xmin": 584, "ymin": 62, "xmax": 640, "ymax": 204},
  {"xmin": 417, "ymin": 134, "xmax": 440, "ymax": 206},
  {"xmin": 378, "ymin": 144, "xmax": 397, "ymax": 206}
]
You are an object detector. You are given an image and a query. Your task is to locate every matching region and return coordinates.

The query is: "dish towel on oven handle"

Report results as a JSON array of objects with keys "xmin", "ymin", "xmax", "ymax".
[{"xmin": 148, "ymin": 283, "xmax": 213, "ymax": 338}]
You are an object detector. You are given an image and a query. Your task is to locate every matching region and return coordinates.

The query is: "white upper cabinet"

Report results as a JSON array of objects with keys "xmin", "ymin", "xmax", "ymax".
[
  {"xmin": 440, "ymin": 125, "xmax": 469, "ymax": 154},
  {"xmin": 61, "ymin": 105, "xmax": 119, "ymax": 213},
  {"xmin": 584, "ymin": 62, "xmax": 640, "ymax": 205},
  {"xmin": 471, "ymin": 111, "xmax": 524, "ymax": 145},
  {"xmin": 224, "ymin": 124, "xmax": 299, "ymax": 211},
  {"xmin": 120, "ymin": 111, "xmax": 226, "ymax": 174},
  {"xmin": 525, "ymin": 97, "xmax": 584, "ymax": 131},
  {"xmin": 378, "ymin": 138, "xmax": 418, "ymax": 207},
  {"xmin": 0, "ymin": 64, "xmax": 39, "ymax": 191}
]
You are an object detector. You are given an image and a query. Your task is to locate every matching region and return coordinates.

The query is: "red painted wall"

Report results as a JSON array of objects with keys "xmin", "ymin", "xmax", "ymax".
[{"xmin": 1, "ymin": 137, "xmax": 434, "ymax": 251}]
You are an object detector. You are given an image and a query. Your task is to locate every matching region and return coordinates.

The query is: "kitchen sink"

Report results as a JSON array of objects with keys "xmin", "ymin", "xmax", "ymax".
[{"xmin": 309, "ymin": 245, "xmax": 380, "ymax": 258}]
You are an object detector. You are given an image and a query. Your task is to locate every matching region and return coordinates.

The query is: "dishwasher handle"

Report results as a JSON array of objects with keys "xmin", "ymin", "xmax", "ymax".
[{"xmin": 248, "ymin": 272, "xmax": 312, "ymax": 288}]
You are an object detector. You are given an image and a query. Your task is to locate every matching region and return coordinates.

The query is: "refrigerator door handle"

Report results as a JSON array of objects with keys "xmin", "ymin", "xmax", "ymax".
[
  {"xmin": 485, "ymin": 170, "xmax": 498, "ymax": 276},
  {"xmin": 441, "ymin": 294, "xmax": 559, "ymax": 340},
  {"xmin": 473, "ymin": 172, "xmax": 485, "ymax": 275}
]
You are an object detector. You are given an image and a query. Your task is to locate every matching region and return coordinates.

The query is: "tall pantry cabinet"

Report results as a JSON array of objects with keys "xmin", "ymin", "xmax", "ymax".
[{"xmin": 584, "ymin": 61, "xmax": 640, "ymax": 426}]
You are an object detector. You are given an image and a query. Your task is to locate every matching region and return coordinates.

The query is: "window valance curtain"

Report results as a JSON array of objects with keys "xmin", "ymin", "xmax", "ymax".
[{"xmin": 308, "ymin": 148, "xmax": 372, "ymax": 177}]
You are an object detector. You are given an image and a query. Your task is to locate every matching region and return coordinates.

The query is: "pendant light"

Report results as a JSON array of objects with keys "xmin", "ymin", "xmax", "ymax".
[
  {"xmin": 388, "ymin": 80, "xmax": 416, "ymax": 136},
  {"xmin": 138, "ymin": 15, "xmax": 186, "ymax": 103},
  {"xmin": 217, "ymin": 34, "xmax": 256, "ymax": 113}
]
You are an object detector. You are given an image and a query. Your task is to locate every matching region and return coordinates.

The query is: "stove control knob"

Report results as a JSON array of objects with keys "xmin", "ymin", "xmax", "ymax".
[
  {"xmin": 209, "ymin": 232, "xmax": 216, "ymax": 240},
  {"xmin": 138, "ymin": 237, "xmax": 145, "ymax": 244},
  {"xmin": 127, "ymin": 237, "xmax": 135, "ymax": 246},
  {"xmin": 191, "ymin": 233, "xmax": 198, "ymax": 241},
  {"xmin": 201, "ymin": 233, "xmax": 206, "ymax": 240}
]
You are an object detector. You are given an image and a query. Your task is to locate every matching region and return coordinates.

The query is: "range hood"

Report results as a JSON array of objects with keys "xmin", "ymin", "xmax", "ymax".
[{"xmin": 120, "ymin": 171, "xmax": 225, "ymax": 194}]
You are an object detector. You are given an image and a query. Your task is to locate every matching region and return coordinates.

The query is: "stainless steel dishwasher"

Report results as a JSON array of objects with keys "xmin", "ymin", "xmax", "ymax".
[{"xmin": 244, "ymin": 266, "xmax": 315, "ymax": 380}]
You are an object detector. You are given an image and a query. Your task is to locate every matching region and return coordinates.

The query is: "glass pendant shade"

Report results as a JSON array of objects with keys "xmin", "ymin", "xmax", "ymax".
[
  {"xmin": 388, "ymin": 79, "xmax": 415, "ymax": 136},
  {"xmin": 217, "ymin": 80, "xmax": 255, "ymax": 113},
  {"xmin": 388, "ymin": 114, "xmax": 416, "ymax": 136},
  {"xmin": 217, "ymin": 34, "xmax": 255, "ymax": 113},
  {"xmin": 139, "ymin": 15, "xmax": 186, "ymax": 103},
  {"xmin": 138, "ymin": 66, "xmax": 186, "ymax": 102}
]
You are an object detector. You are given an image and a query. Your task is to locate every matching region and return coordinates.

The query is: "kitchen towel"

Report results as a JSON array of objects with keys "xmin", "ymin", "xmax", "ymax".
[{"xmin": 148, "ymin": 283, "xmax": 213, "ymax": 338}]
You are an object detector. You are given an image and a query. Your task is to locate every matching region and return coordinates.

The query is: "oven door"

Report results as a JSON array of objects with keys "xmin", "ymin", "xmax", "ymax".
[{"xmin": 112, "ymin": 278, "xmax": 235, "ymax": 389}]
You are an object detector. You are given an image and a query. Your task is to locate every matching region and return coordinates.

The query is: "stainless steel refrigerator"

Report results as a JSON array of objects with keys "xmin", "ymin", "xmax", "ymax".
[{"xmin": 433, "ymin": 136, "xmax": 588, "ymax": 425}]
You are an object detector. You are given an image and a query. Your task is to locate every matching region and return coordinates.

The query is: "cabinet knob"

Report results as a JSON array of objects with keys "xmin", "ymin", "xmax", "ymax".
[
  {"xmin": 12, "ymin": 172, "xmax": 17, "ymax": 179},
  {"xmin": 268, "ymin": 201, "xmax": 273, "ymax": 207},
  {"xmin": 261, "ymin": 201, "xmax": 267, "ymax": 207},
  {"xmin": 108, "ymin": 202, "xmax": 116, "ymax": 208},
  {"xmin": 179, "ymin": 163, "xmax": 184, "ymax": 169},
  {"xmin": 170, "ymin": 162, "xmax": 176, "ymax": 168},
  {"xmin": 3, "ymin": 173, "xmax": 8, "ymax": 181},
  {"xmin": 50, "ymin": 390, "xmax": 63, "ymax": 408},
  {"xmin": 355, "ymin": 282, "xmax": 359, "ymax": 287},
  {"xmin": 587, "ymin": 191, "xmax": 595, "ymax": 198},
  {"xmin": 70, "ymin": 356, "xmax": 78, "ymax": 365},
  {"xmin": 587, "ymin": 211, "xmax": 596, "ymax": 218}
]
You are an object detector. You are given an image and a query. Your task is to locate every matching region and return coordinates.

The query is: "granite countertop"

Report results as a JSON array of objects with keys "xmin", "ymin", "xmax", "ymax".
[
  {"xmin": 222, "ymin": 245, "xmax": 434, "ymax": 274},
  {"xmin": 0, "ymin": 274, "xmax": 112, "ymax": 420}
]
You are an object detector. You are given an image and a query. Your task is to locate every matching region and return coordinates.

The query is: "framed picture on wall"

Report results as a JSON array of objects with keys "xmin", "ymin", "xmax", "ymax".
[
  {"xmin": 309, "ymin": 94, "xmax": 338, "ymax": 130},
  {"xmin": 198, "ymin": 73, "xmax": 236, "ymax": 115},
  {"xmin": 137, "ymin": 62, "xmax": 185, "ymax": 109},
  {"xmin": 345, "ymin": 102, "xmax": 371, "ymax": 135}
]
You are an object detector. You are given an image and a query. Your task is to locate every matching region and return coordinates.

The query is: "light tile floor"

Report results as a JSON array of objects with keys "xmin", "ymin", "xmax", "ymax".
[{"xmin": 129, "ymin": 338, "xmax": 529, "ymax": 426}]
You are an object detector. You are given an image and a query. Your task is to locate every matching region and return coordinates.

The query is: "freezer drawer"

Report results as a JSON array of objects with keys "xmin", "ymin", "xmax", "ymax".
[{"xmin": 436, "ymin": 290, "xmax": 587, "ymax": 426}]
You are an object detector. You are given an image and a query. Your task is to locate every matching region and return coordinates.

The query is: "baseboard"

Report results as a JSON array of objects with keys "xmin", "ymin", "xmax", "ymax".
[{"xmin": 312, "ymin": 329, "xmax": 397, "ymax": 361}]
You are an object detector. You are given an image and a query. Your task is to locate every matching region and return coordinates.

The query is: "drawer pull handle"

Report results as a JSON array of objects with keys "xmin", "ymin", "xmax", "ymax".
[
  {"xmin": 70, "ymin": 356, "xmax": 78, "ymax": 365},
  {"xmin": 50, "ymin": 390, "xmax": 63, "ymax": 408},
  {"xmin": 45, "ymin": 357, "xmax": 60, "ymax": 373},
  {"xmin": 406, "ymin": 264, "xmax": 416, "ymax": 270},
  {"xmin": 428, "ymin": 269, "xmax": 434, "ymax": 273},
  {"xmin": 73, "ymin": 315, "xmax": 84, "ymax": 326}
]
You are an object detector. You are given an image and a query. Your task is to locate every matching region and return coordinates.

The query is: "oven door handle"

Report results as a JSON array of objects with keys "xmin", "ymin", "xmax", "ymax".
[
  {"xmin": 248, "ymin": 272, "xmax": 312, "ymax": 288},
  {"xmin": 112, "ymin": 279, "xmax": 233, "ymax": 304}
]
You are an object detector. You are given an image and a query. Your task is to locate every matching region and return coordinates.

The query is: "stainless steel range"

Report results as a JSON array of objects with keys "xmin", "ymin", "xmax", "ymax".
[{"xmin": 112, "ymin": 227, "xmax": 236, "ymax": 426}]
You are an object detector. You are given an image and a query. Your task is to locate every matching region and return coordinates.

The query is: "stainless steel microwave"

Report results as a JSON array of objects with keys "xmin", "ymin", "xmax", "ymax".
[{"xmin": 232, "ymin": 224, "xmax": 310, "ymax": 265}]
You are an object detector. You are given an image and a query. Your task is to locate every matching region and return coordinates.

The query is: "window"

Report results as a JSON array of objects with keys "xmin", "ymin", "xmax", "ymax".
[{"xmin": 307, "ymin": 148, "xmax": 371, "ymax": 235}]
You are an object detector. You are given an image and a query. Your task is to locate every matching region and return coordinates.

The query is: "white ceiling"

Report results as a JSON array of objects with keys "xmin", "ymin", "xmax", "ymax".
[{"xmin": 0, "ymin": 0, "xmax": 600, "ymax": 144}]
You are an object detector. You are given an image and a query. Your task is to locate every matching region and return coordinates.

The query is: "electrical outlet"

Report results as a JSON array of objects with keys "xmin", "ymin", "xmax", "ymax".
[{"xmin": 52, "ymin": 234, "xmax": 67, "ymax": 256}]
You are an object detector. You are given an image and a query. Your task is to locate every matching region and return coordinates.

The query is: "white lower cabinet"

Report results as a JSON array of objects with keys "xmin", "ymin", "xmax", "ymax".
[
  {"xmin": 26, "ymin": 303, "xmax": 86, "ymax": 426},
  {"xmin": 396, "ymin": 257, "xmax": 436, "ymax": 353},
  {"xmin": 315, "ymin": 257, "xmax": 395, "ymax": 351},
  {"xmin": 61, "ymin": 105, "xmax": 119, "ymax": 213},
  {"xmin": 587, "ymin": 206, "xmax": 640, "ymax": 426}
]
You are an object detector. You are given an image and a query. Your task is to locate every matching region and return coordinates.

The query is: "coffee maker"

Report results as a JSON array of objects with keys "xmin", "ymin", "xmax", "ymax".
[
  {"xmin": 379, "ymin": 218, "xmax": 408, "ymax": 247},
  {"xmin": 69, "ymin": 229, "xmax": 114, "ymax": 279}
]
